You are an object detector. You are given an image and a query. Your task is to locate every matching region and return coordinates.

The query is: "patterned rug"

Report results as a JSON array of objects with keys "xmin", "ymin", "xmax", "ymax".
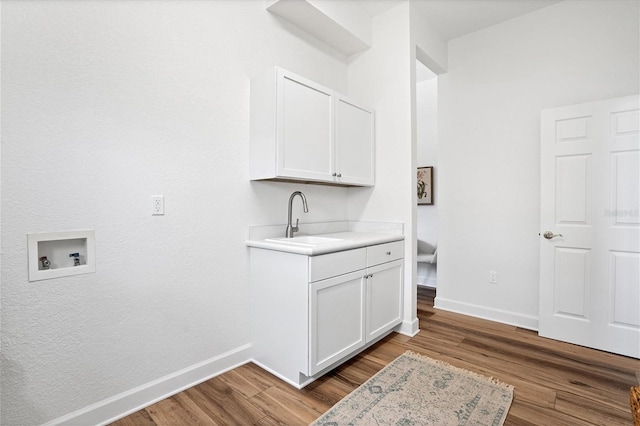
[{"xmin": 311, "ymin": 351, "xmax": 514, "ymax": 426}]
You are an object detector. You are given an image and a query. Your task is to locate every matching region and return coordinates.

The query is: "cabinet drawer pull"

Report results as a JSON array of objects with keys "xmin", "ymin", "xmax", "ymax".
[{"xmin": 386, "ymin": 251, "xmax": 391, "ymax": 255}]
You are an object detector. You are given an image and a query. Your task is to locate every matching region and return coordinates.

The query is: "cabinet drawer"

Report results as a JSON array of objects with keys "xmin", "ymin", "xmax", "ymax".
[
  {"xmin": 309, "ymin": 248, "xmax": 366, "ymax": 282},
  {"xmin": 367, "ymin": 241, "xmax": 403, "ymax": 266}
]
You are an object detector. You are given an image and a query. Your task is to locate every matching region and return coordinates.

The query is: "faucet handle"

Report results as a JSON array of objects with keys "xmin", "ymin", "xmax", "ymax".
[{"xmin": 293, "ymin": 218, "xmax": 299, "ymax": 232}]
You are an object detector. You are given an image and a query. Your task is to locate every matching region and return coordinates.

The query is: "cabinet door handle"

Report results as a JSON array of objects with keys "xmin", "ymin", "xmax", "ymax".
[
  {"xmin": 386, "ymin": 251, "xmax": 391, "ymax": 255},
  {"xmin": 332, "ymin": 173, "xmax": 337, "ymax": 177}
]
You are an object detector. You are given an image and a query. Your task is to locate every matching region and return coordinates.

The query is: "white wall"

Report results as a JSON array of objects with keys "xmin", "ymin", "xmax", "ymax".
[
  {"xmin": 346, "ymin": 2, "xmax": 417, "ymax": 335},
  {"xmin": 1, "ymin": 1, "xmax": 351, "ymax": 424},
  {"xmin": 0, "ymin": 4, "xmax": 3, "ymax": 423},
  {"xmin": 347, "ymin": 2, "xmax": 417, "ymax": 334},
  {"xmin": 346, "ymin": 1, "xmax": 448, "ymax": 334},
  {"xmin": 436, "ymin": 0, "xmax": 640, "ymax": 328}
]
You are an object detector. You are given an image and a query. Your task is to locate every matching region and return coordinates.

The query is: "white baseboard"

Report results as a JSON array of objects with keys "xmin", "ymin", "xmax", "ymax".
[
  {"xmin": 250, "ymin": 359, "xmax": 313, "ymax": 390},
  {"xmin": 416, "ymin": 275, "xmax": 438, "ymax": 288},
  {"xmin": 40, "ymin": 299, "xmax": 535, "ymax": 425},
  {"xmin": 397, "ymin": 317, "xmax": 420, "ymax": 337},
  {"xmin": 417, "ymin": 277, "xmax": 437, "ymax": 288},
  {"xmin": 434, "ymin": 297, "xmax": 538, "ymax": 331},
  {"xmin": 45, "ymin": 344, "xmax": 252, "ymax": 426}
]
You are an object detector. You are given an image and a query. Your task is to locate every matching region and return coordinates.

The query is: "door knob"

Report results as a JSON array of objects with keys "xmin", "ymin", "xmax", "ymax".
[{"xmin": 543, "ymin": 231, "xmax": 563, "ymax": 239}]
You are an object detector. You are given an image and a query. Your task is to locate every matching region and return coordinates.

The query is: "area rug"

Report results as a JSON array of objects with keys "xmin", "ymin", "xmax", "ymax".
[{"xmin": 311, "ymin": 351, "xmax": 514, "ymax": 426}]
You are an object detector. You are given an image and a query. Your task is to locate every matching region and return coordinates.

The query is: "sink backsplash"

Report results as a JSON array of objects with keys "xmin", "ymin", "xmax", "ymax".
[{"xmin": 247, "ymin": 221, "xmax": 404, "ymax": 241}]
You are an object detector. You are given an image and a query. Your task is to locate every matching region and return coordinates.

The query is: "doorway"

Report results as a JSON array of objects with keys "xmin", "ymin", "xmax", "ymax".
[{"xmin": 416, "ymin": 60, "xmax": 438, "ymax": 289}]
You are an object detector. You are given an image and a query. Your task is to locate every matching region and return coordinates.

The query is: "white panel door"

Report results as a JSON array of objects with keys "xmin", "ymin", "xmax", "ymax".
[
  {"xmin": 540, "ymin": 95, "xmax": 640, "ymax": 358},
  {"xmin": 334, "ymin": 95, "xmax": 375, "ymax": 186},
  {"xmin": 277, "ymin": 69, "xmax": 333, "ymax": 181},
  {"xmin": 309, "ymin": 271, "xmax": 365, "ymax": 375}
]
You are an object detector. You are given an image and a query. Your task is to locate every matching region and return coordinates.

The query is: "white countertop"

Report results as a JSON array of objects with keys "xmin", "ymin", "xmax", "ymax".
[{"xmin": 246, "ymin": 231, "xmax": 404, "ymax": 256}]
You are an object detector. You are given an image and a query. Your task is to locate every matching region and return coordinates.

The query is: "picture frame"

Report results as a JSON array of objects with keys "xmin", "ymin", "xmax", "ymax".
[{"xmin": 417, "ymin": 166, "xmax": 433, "ymax": 205}]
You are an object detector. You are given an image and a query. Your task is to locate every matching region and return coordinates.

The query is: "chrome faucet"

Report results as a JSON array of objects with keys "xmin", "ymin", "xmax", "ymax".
[{"xmin": 286, "ymin": 191, "xmax": 309, "ymax": 238}]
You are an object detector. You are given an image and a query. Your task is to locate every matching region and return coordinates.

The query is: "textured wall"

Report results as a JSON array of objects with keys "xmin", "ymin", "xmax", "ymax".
[
  {"xmin": 1, "ymin": 1, "xmax": 350, "ymax": 424},
  {"xmin": 436, "ymin": 0, "xmax": 640, "ymax": 326}
]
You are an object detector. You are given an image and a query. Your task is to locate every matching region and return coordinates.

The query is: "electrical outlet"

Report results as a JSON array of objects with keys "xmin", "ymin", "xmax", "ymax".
[
  {"xmin": 489, "ymin": 271, "xmax": 497, "ymax": 284},
  {"xmin": 152, "ymin": 195, "xmax": 164, "ymax": 215}
]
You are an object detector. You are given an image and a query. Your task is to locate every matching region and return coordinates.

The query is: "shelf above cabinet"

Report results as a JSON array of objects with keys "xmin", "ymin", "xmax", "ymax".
[{"xmin": 265, "ymin": 0, "xmax": 372, "ymax": 57}]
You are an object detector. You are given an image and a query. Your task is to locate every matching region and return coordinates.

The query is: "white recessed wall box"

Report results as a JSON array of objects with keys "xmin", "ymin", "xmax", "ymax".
[{"xmin": 27, "ymin": 230, "xmax": 96, "ymax": 281}]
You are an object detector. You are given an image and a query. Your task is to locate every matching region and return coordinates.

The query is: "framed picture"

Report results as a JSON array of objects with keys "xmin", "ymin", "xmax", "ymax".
[{"xmin": 417, "ymin": 166, "xmax": 433, "ymax": 205}]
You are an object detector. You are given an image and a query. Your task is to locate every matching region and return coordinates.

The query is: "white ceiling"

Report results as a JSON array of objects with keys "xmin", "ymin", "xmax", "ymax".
[{"xmin": 355, "ymin": 0, "xmax": 563, "ymax": 41}]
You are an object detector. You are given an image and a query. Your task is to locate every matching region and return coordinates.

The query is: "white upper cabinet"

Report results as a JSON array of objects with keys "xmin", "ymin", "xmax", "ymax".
[
  {"xmin": 278, "ymin": 71, "xmax": 333, "ymax": 182},
  {"xmin": 250, "ymin": 67, "xmax": 374, "ymax": 186},
  {"xmin": 335, "ymin": 94, "xmax": 374, "ymax": 185}
]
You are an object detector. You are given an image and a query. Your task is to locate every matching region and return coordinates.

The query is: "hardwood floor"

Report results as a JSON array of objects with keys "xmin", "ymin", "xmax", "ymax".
[{"xmin": 112, "ymin": 287, "xmax": 639, "ymax": 425}]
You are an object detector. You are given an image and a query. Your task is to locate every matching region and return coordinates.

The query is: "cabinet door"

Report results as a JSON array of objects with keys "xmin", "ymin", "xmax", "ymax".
[
  {"xmin": 277, "ymin": 69, "xmax": 334, "ymax": 181},
  {"xmin": 366, "ymin": 260, "xmax": 403, "ymax": 342},
  {"xmin": 334, "ymin": 95, "xmax": 374, "ymax": 186},
  {"xmin": 309, "ymin": 270, "xmax": 365, "ymax": 376}
]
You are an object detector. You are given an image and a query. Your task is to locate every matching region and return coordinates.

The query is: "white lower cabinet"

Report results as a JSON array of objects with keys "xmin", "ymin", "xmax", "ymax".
[
  {"xmin": 309, "ymin": 270, "xmax": 365, "ymax": 375},
  {"xmin": 366, "ymin": 261, "xmax": 404, "ymax": 342},
  {"xmin": 250, "ymin": 240, "xmax": 403, "ymax": 388},
  {"xmin": 309, "ymin": 258, "xmax": 403, "ymax": 376}
]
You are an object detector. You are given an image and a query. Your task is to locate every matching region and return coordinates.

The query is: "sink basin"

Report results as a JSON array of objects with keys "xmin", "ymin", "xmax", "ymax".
[{"xmin": 265, "ymin": 236, "xmax": 344, "ymax": 246}]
